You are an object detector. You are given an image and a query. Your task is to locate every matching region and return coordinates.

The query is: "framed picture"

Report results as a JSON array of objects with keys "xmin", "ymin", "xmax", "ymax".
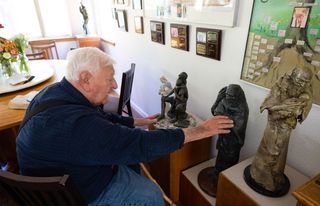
[
  {"xmin": 170, "ymin": 24, "xmax": 189, "ymax": 51},
  {"xmin": 116, "ymin": 10, "xmax": 128, "ymax": 32},
  {"xmin": 134, "ymin": 16, "xmax": 144, "ymax": 34},
  {"xmin": 144, "ymin": 0, "xmax": 239, "ymax": 27},
  {"xmin": 290, "ymin": 7, "xmax": 310, "ymax": 28},
  {"xmin": 133, "ymin": 0, "xmax": 142, "ymax": 10},
  {"xmin": 196, "ymin": 28, "xmax": 222, "ymax": 60},
  {"xmin": 150, "ymin": 21, "xmax": 165, "ymax": 44},
  {"xmin": 240, "ymin": 0, "xmax": 320, "ymax": 105}
]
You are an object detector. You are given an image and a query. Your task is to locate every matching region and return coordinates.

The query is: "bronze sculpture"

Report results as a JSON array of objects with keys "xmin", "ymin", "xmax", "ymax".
[
  {"xmin": 162, "ymin": 72, "xmax": 189, "ymax": 128},
  {"xmin": 198, "ymin": 84, "xmax": 249, "ymax": 197},
  {"xmin": 244, "ymin": 66, "xmax": 313, "ymax": 197}
]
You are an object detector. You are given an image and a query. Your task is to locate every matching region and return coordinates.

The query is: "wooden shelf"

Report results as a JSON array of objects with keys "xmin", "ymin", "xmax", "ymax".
[
  {"xmin": 180, "ymin": 159, "xmax": 216, "ymax": 206},
  {"xmin": 292, "ymin": 173, "xmax": 320, "ymax": 206}
]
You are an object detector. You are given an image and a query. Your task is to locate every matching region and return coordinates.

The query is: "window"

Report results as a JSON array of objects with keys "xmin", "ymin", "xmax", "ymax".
[{"xmin": 0, "ymin": 0, "xmax": 72, "ymax": 38}]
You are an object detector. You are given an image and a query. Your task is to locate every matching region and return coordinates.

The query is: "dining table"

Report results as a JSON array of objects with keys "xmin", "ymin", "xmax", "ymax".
[{"xmin": 0, "ymin": 60, "xmax": 68, "ymax": 131}]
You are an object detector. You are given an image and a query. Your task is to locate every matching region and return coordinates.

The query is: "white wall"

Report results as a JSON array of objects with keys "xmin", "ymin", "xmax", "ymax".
[{"xmin": 102, "ymin": 1, "xmax": 320, "ymax": 178}]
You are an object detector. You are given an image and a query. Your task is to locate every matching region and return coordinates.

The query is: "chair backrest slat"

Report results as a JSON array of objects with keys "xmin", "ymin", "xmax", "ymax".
[
  {"xmin": 29, "ymin": 40, "xmax": 59, "ymax": 59},
  {"xmin": 0, "ymin": 171, "xmax": 86, "ymax": 206}
]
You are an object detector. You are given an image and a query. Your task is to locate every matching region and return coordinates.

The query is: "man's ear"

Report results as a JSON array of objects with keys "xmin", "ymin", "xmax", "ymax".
[{"xmin": 79, "ymin": 71, "xmax": 92, "ymax": 92}]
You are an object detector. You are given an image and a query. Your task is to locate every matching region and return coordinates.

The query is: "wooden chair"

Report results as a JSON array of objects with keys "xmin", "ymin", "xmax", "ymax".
[
  {"xmin": 26, "ymin": 51, "xmax": 46, "ymax": 60},
  {"xmin": 0, "ymin": 171, "xmax": 87, "ymax": 206},
  {"xmin": 29, "ymin": 40, "xmax": 59, "ymax": 59},
  {"xmin": 103, "ymin": 63, "xmax": 136, "ymax": 117}
]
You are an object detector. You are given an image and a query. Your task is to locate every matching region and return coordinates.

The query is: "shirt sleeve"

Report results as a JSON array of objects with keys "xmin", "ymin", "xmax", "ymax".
[{"xmin": 68, "ymin": 112, "xmax": 185, "ymax": 166}]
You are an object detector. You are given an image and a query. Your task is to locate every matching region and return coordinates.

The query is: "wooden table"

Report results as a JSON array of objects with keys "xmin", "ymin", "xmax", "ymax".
[{"xmin": 0, "ymin": 60, "xmax": 67, "ymax": 131}]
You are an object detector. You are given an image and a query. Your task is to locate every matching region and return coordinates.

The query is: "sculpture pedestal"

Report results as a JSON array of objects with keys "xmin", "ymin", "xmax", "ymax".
[
  {"xmin": 216, "ymin": 157, "xmax": 308, "ymax": 206},
  {"xmin": 147, "ymin": 114, "xmax": 212, "ymax": 203}
]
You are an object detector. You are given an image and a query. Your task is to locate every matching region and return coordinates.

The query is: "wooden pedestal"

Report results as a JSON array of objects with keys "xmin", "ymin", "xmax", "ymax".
[
  {"xmin": 216, "ymin": 157, "xmax": 309, "ymax": 206},
  {"xmin": 180, "ymin": 159, "xmax": 216, "ymax": 206},
  {"xmin": 292, "ymin": 173, "xmax": 320, "ymax": 206}
]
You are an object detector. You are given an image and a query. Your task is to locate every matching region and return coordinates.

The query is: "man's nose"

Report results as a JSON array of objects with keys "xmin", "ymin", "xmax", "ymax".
[{"xmin": 113, "ymin": 80, "xmax": 118, "ymax": 89}]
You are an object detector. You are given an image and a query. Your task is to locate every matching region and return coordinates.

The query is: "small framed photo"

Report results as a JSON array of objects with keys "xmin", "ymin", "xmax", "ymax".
[
  {"xmin": 116, "ymin": 10, "xmax": 128, "ymax": 32},
  {"xmin": 150, "ymin": 21, "xmax": 165, "ymax": 44},
  {"xmin": 196, "ymin": 28, "xmax": 222, "ymax": 60},
  {"xmin": 290, "ymin": 7, "xmax": 310, "ymax": 28},
  {"xmin": 134, "ymin": 16, "xmax": 144, "ymax": 34},
  {"xmin": 170, "ymin": 24, "xmax": 189, "ymax": 51},
  {"xmin": 132, "ymin": 0, "xmax": 142, "ymax": 10}
]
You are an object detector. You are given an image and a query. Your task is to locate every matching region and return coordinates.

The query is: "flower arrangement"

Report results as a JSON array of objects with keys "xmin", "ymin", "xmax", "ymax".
[
  {"xmin": 12, "ymin": 34, "xmax": 29, "ymax": 73},
  {"xmin": 0, "ymin": 37, "xmax": 19, "ymax": 77}
]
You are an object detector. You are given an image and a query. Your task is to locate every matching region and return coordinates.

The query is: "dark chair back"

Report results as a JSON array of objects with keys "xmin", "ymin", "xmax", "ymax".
[
  {"xmin": 0, "ymin": 171, "xmax": 86, "ymax": 206},
  {"xmin": 117, "ymin": 63, "xmax": 135, "ymax": 116}
]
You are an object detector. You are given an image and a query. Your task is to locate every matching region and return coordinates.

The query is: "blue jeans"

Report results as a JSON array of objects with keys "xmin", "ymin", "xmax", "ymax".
[{"xmin": 89, "ymin": 165, "xmax": 165, "ymax": 206}]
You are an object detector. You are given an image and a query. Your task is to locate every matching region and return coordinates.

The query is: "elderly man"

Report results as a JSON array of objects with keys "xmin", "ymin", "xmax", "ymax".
[{"xmin": 17, "ymin": 47, "xmax": 233, "ymax": 205}]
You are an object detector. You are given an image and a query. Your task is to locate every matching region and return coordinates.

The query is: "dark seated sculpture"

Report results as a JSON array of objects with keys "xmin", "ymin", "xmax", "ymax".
[
  {"xmin": 198, "ymin": 84, "xmax": 249, "ymax": 197},
  {"xmin": 162, "ymin": 72, "xmax": 190, "ymax": 128}
]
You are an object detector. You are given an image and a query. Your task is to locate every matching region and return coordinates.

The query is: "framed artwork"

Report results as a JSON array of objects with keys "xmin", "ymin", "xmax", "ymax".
[
  {"xmin": 170, "ymin": 24, "xmax": 189, "ymax": 51},
  {"xmin": 240, "ymin": 0, "xmax": 320, "ymax": 105},
  {"xmin": 150, "ymin": 21, "xmax": 165, "ymax": 44},
  {"xmin": 116, "ymin": 10, "xmax": 128, "ymax": 32},
  {"xmin": 134, "ymin": 16, "xmax": 144, "ymax": 34},
  {"xmin": 144, "ymin": 0, "xmax": 239, "ymax": 27},
  {"xmin": 133, "ymin": 0, "xmax": 142, "ymax": 10},
  {"xmin": 290, "ymin": 7, "xmax": 310, "ymax": 28},
  {"xmin": 196, "ymin": 28, "xmax": 222, "ymax": 60}
]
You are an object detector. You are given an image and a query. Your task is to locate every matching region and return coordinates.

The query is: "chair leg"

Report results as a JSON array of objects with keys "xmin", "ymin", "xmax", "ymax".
[{"xmin": 126, "ymin": 101, "xmax": 133, "ymax": 117}]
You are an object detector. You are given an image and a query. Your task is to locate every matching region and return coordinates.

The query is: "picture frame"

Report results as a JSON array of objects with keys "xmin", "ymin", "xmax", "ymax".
[
  {"xmin": 196, "ymin": 28, "xmax": 222, "ymax": 60},
  {"xmin": 133, "ymin": 0, "xmax": 142, "ymax": 10},
  {"xmin": 240, "ymin": 0, "xmax": 320, "ymax": 105},
  {"xmin": 150, "ymin": 21, "xmax": 165, "ymax": 44},
  {"xmin": 116, "ymin": 10, "xmax": 128, "ymax": 32},
  {"xmin": 134, "ymin": 16, "xmax": 144, "ymax": 34},
  {"xmin": 290, "ymin": 7, "xmax": 310, "ymax": 29},
  {"xmin": 170, "ymin": 24, "xmax": 189, "ymax": 51},
  {"xmin": 144, "ymin": 0, "xmax": 239, "ymax": 27}
]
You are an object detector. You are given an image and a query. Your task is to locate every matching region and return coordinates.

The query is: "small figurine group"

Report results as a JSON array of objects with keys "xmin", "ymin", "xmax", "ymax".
[{"xmin": 158, "ymin": 72, "xmax": 190, "ymax": 128}]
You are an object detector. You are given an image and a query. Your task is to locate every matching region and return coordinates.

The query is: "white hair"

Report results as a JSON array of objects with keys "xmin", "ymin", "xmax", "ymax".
[{"xmin": 65, "ymin": 47, "xmax": 116, "ymax": 81}]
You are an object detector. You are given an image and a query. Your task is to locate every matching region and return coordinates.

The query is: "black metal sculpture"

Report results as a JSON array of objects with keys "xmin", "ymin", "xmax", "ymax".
[
  {"xmin": 163, "ymin": 72, "xmax": 190, "ymax": 128},
  {"xmin": 198, "ymin": 84, "xmax": 249, "ymax": 197}
]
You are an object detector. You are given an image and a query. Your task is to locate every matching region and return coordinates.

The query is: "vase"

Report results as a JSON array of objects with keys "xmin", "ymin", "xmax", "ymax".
[
  {"xmin": 1, "ymin": 61, "xmax": 16, "ymax": 78},
  {"xmin": 19, "ymin": 54, "xmax": 29, "ymax": 75}
]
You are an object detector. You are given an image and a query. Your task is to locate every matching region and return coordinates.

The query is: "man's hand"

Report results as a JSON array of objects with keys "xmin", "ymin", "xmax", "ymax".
[
  {"xmin": 183, "ymin": 115, "xmax": 233, "ymax": 144},
  {"xmin": 134, "ymin": 113, "xmax": 160, "ymax": 126}
]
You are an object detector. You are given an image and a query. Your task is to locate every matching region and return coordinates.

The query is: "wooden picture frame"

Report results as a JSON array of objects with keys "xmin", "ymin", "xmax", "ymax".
[
  {"xmin": 116, "ymin": 10, "xmax": 128, "ymax": 32},
  {"xmin": 132, "ymin": 0, "xmax": 142, "ymax": 10},
  {"xmin": 290, "ymin": 7, "xmax": 310, "ymax": 29},
  {"xmin": 170, "ymin": 24, "xmax": 189, "ymax": 51},
  {"xmin": 196, "ymin": 28, "xmax": 222, "ymax": 60},
  {"xmin": 134, "ymin": 16, "xmax": 144, "ymax": 34},
  {"xmin": 150, "ymin": 21, "xmax": 165, "ymax": 44}
]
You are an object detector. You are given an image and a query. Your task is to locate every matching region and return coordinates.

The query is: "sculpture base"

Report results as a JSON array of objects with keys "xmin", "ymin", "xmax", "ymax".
[
  {"xmin": 198, "ymin": 167, "xmax": 219, "ymax": 197},
  {"xmin": 155, "ymin": 113, "xmax": 198, "ymax": 129},
  {"xmin": 243, "ymin": 165, "xmax": 290, "ymax": 197}
]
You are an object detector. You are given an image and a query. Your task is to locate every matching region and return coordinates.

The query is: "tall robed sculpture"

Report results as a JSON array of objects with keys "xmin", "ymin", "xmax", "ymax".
[
  {"xmin": 244, "ymin": 66, "xmax": 313, "ymax": 197},
  {"xmin": 198, "ymin": 84, "xmax": 249, "ymax": 197}
]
